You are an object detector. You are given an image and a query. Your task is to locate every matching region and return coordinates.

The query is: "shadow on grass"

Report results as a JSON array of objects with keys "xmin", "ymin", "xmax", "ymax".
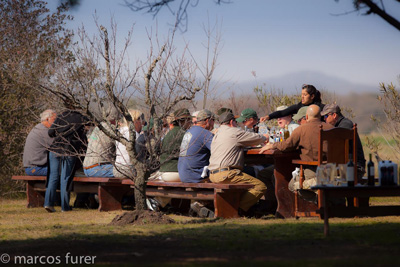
[{"xmin": 2, "ymin": 221, "xmax": 400, "ymax": 265}]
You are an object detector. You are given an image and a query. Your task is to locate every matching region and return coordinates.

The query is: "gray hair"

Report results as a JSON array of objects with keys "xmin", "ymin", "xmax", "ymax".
[{"xmin": 40, "ymin": 109, "xmax": 56, "ymax": 122}]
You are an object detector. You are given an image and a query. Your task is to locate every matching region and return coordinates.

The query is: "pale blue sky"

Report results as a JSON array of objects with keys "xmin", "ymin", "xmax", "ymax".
[{"xmin": 49, "ymin": 0, "xmax": 400, "ymax": 93}]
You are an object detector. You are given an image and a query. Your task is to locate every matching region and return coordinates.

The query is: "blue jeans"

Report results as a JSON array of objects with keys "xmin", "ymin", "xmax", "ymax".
[
  {"xmin": 84, "ymin": 164, "xmax": 114, "ymax": 177},
  {"xmin": 25, "ymin": 166, "xmax": 48, "ymax": 176},
  {"xmin": 44, "ymin": 152, "xmax": 76, "ymax": 211}
]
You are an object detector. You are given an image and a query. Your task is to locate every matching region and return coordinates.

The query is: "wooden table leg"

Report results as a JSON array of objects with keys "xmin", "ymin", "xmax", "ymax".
[
  {"xmin": 274, "ymin": 155, "xmax": 296, "ymax": 218},
  {"xmin": 323, "ymin": 190, "xmax": 330, "ymax": 237},
  {"xmin": 27, "ymin": 181, "xmax": 45, "ymax": 208},
  {"xmin": 98, "ymin": 184, "xmax": 131, "ymax": 211}
]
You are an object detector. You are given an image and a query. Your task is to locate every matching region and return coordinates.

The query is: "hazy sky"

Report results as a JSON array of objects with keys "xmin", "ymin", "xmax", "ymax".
[{"xmin": 49, "ymin": 0, "xmax": 400, "ymax": 93}]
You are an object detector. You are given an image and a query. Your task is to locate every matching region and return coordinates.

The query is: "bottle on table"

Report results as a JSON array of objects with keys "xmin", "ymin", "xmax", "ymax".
[
  {"xmin": 284, "ymin": 125, "xmax": 290, "ymax": 140},
  {"xmin": 347, "ymin": 153, "xmax": 355, "ymax": 187},
  {"xmin": 367, "ymin": 153, "xmax": 375, "ymax": 186}
]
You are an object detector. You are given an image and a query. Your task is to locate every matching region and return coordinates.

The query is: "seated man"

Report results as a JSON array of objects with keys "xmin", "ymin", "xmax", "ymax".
[
  {"xmin": 275, "ymin": 105, "xmax": 299, "ymax": 134},
  {"xmin": 292, "ymin": 106, "xmax": 308, "ymax": 125},
  {"xmin": 178, "ymin": 109, "xmax": 215, "ymax": 183},
  {"xmin": 321, "ymin": 104, "xmax": 366, "ymax": 181},
  {"xmin": 236, "ymin": 108, "xmax": 268, "ymax": 178},
  {"xmin": 260, "ymin": 105, "xmax": 333, "ymax": 201},
  {"xmin": 191, "ymin": 110, "xmax": 200, "ymax": 124},
  {"xmin": 211, "ymin": 107, "xmax": 233, "ymax": 135},
  {"xmin": 147, "ymin": 108, "xmax": 192, "ymax": 211},
  {"xmin": 157, "ymin": 108, "xmax": 192, "ymax": 182},
  {"xmin": 83, "ymin": 108, "xmax": 118, "ymax": 177},
  {"xmin": 256, "ymin": 106, "xmax": 300, "ymax": 213},
  {"xmin": 23, "ymin": 109, "xmax": 57, "ymax": 176},
  {"xmin": 209, "ymin": 111, "xmax": 269, "ymax": 216},
  {"xmin": 113, "ymin": 109, "xmax": 146, "ymax": 178},
  {"xmin": 236, "ymin": 108, "xmax": 259, "ymax": 132}
]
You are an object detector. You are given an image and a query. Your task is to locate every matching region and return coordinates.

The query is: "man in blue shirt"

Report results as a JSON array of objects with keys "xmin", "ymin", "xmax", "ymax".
[{"xmin": 178, "ymin": 109, "xmax": 215, "ymax": 183}]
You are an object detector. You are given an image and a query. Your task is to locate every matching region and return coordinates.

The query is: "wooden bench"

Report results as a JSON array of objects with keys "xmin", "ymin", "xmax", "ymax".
[
  {"xmin": 122, "ymin": 179, "xmax": 253, "ymax": 218},
  {"xmin": 12, "ymin": 176, "xmax": 132, "ymax": 212},
  {"xmin": 12, "ymin": 176, "xmax": 253, "ymax": 218},
  {"xmin": 313, "ymin": 185, "xmax": 400, "ymax": 236}
]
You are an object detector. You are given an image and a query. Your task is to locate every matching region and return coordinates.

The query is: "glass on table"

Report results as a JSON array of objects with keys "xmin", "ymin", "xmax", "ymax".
[
  {"xmin": 325, "ymin": 163, "xmax": 337, "ymax": 185},
  {"xmin": 336, "ymin": 164, "xmax": 348, "ymax": 186},
  {"xmin": 316, "ymin": 165, "xmax": 328, "ymax": 185}
]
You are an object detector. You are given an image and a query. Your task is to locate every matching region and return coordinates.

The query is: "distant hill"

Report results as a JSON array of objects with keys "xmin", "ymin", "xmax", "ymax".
[{"xmin": 235, "ymin": 70, "xmax": 379, "ymax": 95}]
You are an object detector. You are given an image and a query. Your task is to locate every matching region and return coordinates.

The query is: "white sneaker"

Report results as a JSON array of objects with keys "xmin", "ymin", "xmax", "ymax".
[
  {"xmin": 146, "ymin": 198, "xmax": 160, "ymax": 211},
  {"xmin": 44, "ymin": 206, "xmax": 56, "ymax": 213}
]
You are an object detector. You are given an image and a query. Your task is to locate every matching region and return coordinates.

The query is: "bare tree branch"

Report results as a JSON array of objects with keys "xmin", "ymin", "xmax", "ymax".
[
  {"xmin": 124, "ymin": 0, "xmax": 231, "ymax": 32},
  {"xmin": 357, "ymin": 0, "xmax": 400, "ymax": 31}
]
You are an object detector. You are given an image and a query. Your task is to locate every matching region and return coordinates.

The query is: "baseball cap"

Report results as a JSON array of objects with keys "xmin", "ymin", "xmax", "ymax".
[
  {"xmin": 321, "ymin": 104, "xmax": 341, "ymax": 116},
  {"xmin": 196, "ymin": 109, "xmax": 214, "ymax": 121},
  {"xmin": 236, "ymin": 108, "xmax": 258, "ymax": 123},
  {"xmin": 276, "ymin": 105, "xmax": 288, "ymax": 111},
  {"xmin": 217, "ymin": 107, "xmax": 233, "ymax": 116},
  {"xmin": 292, "ymin": 106, "xmax": 308, "ymax": 121},
  {"xmin": 173, "ymin": 108, "xmax": 192, "ymax": 121},
  {"xmin": 218, "ymin": 112, "xmax": 235, "ymax": 124}
]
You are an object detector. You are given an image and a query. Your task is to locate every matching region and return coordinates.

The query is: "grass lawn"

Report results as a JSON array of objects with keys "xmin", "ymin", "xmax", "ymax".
[{"xmin": 1, "ymin": 198, "xmax": 400, "ymax": 266}]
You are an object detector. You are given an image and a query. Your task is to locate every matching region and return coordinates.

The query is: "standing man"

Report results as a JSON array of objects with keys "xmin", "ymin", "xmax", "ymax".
[
  {"xmin": 178, "ymin": 109, "xmax": 215, "ymax": 183},
  {"xmin": 44, "ymin": 109, "xmax": 89, "ymax": 212},
  {"xmin": 208, "ymin": 111, "xmax": 268, "ymax": 215},
  {"xmin": 23, "ymin": 109, "xmax": 57, "ymax": 176},
  {"xmin": 321, "ymin": 104, "xmax": 366, "ymax": 181}
]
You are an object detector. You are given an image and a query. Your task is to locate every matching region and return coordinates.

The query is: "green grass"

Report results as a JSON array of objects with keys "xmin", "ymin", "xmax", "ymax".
[{"xmin": 2, "ymin": 199, "xmax": 400, "ymax": 266}]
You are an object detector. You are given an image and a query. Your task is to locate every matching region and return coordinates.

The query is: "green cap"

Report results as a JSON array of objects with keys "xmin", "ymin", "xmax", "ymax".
[
  {"xmin": 293, "ymin": 106, "xmax": 308, "ymax": 121},
  {"xmin": 236, "ymin": 108, "xmax": 258, "ymax": 123}
]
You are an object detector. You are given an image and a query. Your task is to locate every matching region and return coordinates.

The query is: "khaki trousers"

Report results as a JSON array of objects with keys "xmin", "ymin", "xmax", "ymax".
[{"xmin": 210, "ymin": 169, "xmax": 267, "ymax": 211}]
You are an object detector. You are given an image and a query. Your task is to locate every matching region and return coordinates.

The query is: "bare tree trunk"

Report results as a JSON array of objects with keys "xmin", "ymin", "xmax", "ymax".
[{"xmin": 133, "ymin": 162, "xmax": 148, "ymax": 210}]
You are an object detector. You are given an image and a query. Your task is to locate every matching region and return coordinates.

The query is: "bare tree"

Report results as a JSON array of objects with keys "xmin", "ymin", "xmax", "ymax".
[
  {"xmin": 22, "ymin": 16, "xmax": 217, "ymax": 210},
  {"xmin": 183, "ymin": 16, "xmax": 225, "ymax": 109}
]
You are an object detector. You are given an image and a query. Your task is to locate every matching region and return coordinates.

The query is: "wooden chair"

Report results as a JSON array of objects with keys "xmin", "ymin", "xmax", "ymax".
[{"xmin": 292, "ymin": 124, "xmax": 358, "ymax": 218}]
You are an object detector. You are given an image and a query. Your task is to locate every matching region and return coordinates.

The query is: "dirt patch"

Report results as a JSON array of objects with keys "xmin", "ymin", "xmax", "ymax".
[{"xmin": 109, "ymin": 210, "xmax": 175, "ymax": 226}]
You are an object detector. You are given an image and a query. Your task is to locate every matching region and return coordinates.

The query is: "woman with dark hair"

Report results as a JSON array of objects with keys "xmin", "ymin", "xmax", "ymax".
[{"xmin": 260, "ymin": 84, "xmax": 324, "ymax": 122}]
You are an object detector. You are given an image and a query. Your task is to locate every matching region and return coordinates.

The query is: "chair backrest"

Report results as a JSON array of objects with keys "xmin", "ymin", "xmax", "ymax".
[{"xmin": 318, "ymin": 124, "xmax": 358, "ymax": 183}]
